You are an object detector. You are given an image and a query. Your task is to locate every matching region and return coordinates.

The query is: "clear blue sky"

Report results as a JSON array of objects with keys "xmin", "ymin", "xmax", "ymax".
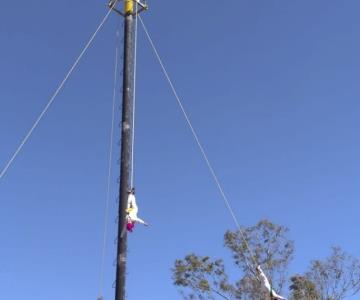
[{"xmin": 1, "ymin": 1, "xmax": 360, "ymax": 299}]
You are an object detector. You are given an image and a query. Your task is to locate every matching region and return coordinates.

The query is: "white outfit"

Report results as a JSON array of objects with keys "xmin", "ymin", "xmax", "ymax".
[
  {"xmin": 257, "ymin": 266, "xmax": 285, "ymax": 300},
  {"xmin": 127, "ymin": 193, "xmax": 147, "ymax": 225}
]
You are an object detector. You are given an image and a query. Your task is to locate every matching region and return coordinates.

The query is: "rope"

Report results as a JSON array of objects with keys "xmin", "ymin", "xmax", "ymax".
[
  {"xmin": 98, "ymin": 26, "xmax": 121, "ymax": 299},
  {"xmin": 130, "ymin": 2, "xmax": 139, "ymax": 188},
  {"xmin": 138, "ymin": 16, "xmax": 259, "ymax": 271},
  {"xmin": 0, "ymin": 1, "xmax": 118, "ymax": 180}
]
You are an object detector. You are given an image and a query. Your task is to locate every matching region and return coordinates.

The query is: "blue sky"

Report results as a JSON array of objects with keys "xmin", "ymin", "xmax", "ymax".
[{"xmin": 1, "ymin": 1, "xmax": 360, "ymax": 299}]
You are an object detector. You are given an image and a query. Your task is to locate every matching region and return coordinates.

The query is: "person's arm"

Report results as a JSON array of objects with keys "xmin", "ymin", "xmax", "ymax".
[
  {"xmin": 273, "ymin": 293, "xmax": 286, "ymax": 300},
  {"xmin": 133, "ymin": 216, "xmax": 148, "ymax": 226}
]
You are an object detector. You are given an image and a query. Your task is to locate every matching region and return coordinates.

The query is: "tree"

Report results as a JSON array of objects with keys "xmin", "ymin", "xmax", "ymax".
[
  {"xmin": 172, "ymin": 220, "xmax": 294, "ymax": 300},
  {"xmin": 224, "ymin": 219, "xmax": 294, "ymax": 299},
  {"xmin": 305, "ymin": 247, "xmax": 360, "ymax": 300},
  {"xmin": 173, "ymin": 254, "xmax": 235, "ymax": 300},
  {"xmin": 289, "ymin": 275, "xmax": 319, "ymax": 300},
  {"xmin": 172, "ymin": 220, "xmax": 360, "ymax": 300}
]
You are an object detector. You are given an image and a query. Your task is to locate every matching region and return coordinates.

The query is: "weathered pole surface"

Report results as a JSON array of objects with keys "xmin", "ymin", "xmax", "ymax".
[{"xmin": 115, "ymin": 1, "xmax": 135, "ymax": 300}]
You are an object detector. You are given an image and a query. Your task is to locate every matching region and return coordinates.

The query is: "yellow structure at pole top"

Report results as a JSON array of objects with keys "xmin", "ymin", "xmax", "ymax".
[{"xmin": 124, "ymin": 0, "xmax": 134, "ymax": 14}]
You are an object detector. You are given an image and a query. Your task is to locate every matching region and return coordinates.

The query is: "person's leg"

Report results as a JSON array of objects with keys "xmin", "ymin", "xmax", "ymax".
[
  {"xmin": 130, "ymin": 195, "xmax": 138, "ymax": 214},
  {"xmin": 258, "ymin": 269, "xmax": 272, "ymax": 292},
  {"xmin": 127, "ymin": 194, "xmax": 133, "ymax": 211}
]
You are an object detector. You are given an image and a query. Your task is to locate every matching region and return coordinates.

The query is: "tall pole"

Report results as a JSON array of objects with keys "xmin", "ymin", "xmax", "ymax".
[{"xmin": 115, "ymin": 1, "xmax": 135, "ymax": 299}]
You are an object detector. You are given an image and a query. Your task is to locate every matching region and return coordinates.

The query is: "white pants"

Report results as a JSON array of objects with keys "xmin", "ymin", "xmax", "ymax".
[
  {"xmin": 258, "ymin": 266, "xmax": 285, "ymax": 300},
  {"xmin": 127, "ymin": 194, "xmax": 147, "ymax": 225}
]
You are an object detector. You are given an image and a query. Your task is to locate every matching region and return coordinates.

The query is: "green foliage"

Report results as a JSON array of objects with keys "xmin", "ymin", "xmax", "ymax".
[
  {"xmin": 173, "ymin": 219, "xmax": 293, "ymax": 299},
  {"xmin": 289, "ymin": 275, "xmax": 319, "ymax": 300},
  {"xmin": 172, "ymin": 220, "xmax": 360, "ymax": 300},
  {"xmin": 306, "ymin": 247, "xmax": 360, "ymax": 300},
  {"xmin": 224, "ymin": 219, "xmax": 294, "ymax": 298},
  {"xmin": 173, "ymin": 254, "xmax": 234, "ymax": 300}
]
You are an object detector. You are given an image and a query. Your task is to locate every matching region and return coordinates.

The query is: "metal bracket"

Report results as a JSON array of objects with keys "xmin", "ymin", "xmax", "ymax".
[{"xmin": 108, "ymin": 0, "xmax": 148, "ymax": 17}]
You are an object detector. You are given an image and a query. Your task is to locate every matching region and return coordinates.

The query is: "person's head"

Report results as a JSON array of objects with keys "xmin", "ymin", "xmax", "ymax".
[{"xmin": 126, "ymin": 220, "xmax": 135, "ymax": 232}]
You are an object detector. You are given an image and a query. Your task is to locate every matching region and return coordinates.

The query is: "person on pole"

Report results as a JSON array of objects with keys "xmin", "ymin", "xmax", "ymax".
[
  {"xmin": 256, "ymin": 265, "xmax": 286, "ymax": 300},
  {"xmin": 126, "ymin": 188, "xmax": 148, "ymax": 232}
]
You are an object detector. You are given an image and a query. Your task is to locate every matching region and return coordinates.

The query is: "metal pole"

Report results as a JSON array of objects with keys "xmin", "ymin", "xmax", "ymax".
[{"xmin": 115, "ymin": 1, "xmax": 135, "ymax": 299}]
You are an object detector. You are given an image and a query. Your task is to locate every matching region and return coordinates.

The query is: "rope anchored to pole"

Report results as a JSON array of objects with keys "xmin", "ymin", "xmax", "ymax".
[
  {"xmin": 97, "ymin": 25, "xmax": 122, "ymax": 300},
  {"xmin": 0, "ymin": 1, "xmax": 119, "ymax": 181},
  {"xmin": 138, "ymin": 16, "xmax": 287, "ymax": 300},
  {"xmin": 138, "ymin": 14, "xmax": 260, "ymax": 273}
]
